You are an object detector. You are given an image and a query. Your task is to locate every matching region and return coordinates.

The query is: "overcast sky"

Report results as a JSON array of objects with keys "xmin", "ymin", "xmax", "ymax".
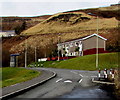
[{"xmin": 0, "ymin": 0, "xmax": 119, "ymax": 17}]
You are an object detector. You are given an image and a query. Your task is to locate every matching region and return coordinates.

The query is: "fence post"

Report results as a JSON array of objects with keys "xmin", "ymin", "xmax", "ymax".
[
  {"xmin": 112, "ymin": 69, "xmax": 114, "ymax": 79},
  {"xmin": 104, "ymin": 68, "xmax": 107, "ymax": 79},
  {"xmin": 98, "ymin": 69, "xmax": 101, "ymax": 80}
]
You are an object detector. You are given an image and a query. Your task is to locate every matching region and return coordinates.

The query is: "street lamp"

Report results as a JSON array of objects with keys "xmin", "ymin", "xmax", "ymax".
[
  {"xmin": 35, "ymin": 46, "xmax": 37, "ymax": 63},
  {"xmin": 58, "ymin": 36, "xmax": 60, "ymax": 61},
  {"xmin": 58, "ymin": 33, "xmax": 61, "ymax": 61},
  {"xmin": 88, "ymin": 13, "xmax": 99, "ymax": 68},
  {"xmin": 96, "ymin": 16, "xmax": 99, "ymax": 68},
  {"xmin": 25, "ymin": 39, "xmax": 27, "ymax": 68}
]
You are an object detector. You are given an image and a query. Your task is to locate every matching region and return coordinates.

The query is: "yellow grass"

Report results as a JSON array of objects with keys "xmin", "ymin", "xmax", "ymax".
[{"xmin": 22, "ymin": 16, "xmax": 118, "ymax": 35}]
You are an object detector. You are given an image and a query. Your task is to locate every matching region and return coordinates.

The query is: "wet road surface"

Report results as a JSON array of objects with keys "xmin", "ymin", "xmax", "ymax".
[{"xmin": 11, "ymin": 68, "xmax": 115, "ymax": 99}]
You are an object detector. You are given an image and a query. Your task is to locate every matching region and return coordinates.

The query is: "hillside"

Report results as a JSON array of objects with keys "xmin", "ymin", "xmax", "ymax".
[
  {"xmin": 2, "ymin": 4, "xmax": 119, "ymax": 67},
  {"xmin": 22, "ymin": 13, "xmax": 118, "ymax": 35},
  {"xmin": 17, "ymin": 4, "xmax": 119, "ymax": 54},
  {"xmin": 22, "ymin": 5, "xmax": 119, "ymax": 35},
  {"xmin": 1, "ymin": 15, "xmax": 51, "ymax": 31}
]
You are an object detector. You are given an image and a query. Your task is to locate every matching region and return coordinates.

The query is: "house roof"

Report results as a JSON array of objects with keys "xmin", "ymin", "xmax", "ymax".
[
  {"xmin": 82, "ymin": 33, "xmax": 107, "ymax": 41},
  {"xmin": 57, "ymin": 33, "xmax": 107, "ymax": 45}
]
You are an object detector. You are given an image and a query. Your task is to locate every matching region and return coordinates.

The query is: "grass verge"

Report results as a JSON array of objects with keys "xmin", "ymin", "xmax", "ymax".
[
  {"xmin": 0, "ymin": 67, "xmax": 40, "ymax": 88},
  {"xmin": 30, "ymin": 52, "xmax": 119, "ymax": 71}
]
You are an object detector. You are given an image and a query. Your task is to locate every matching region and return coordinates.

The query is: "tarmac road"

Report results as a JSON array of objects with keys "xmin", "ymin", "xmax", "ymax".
[{"xmin": 12, "ymin": 68, "xmax": 113, "ymax": 99}]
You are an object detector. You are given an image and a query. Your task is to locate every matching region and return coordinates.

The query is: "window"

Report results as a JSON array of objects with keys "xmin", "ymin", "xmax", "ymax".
[
  {"xmin": 79, "ymin": 41, "xmax": 82, "ymax": 44},
  {"xmin": 65, "ymin": 47, "xmax": 69, "ymax": 51},
  {"xmin": 62, "ymin": 45, "xmax": 65, "ymax": 48},
  {"xmin": 75, "ymin": 42, "xmax": 78, "ymax": 46},
  {"xmin": 70, "ymin": 43, "xmax": 73, "ymax": 47}
]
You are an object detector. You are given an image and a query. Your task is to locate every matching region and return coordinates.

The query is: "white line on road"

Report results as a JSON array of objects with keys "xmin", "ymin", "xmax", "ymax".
[
  {"xmin": 71, "ymin": 71, "xmax": 83, "ymax": 78},
  {"xmin": 79, "ymin": 79, "xmax": 83, "ymax": 83},
  {"xmin": 64, "ymin": 80, "xmax": 72, "ymax": 83},
  {"xmin": 79, "ymin": 74, "xmax": 83, "ymax": 77},
  {"xmin": 91, "ymin": 76, "xmax": 98, "ymax": 77},
  {"xmin": 56, "ymin": 78, "xmax": 63, "ymax": 83},
  {"xmin": 70, "ymin": 71, "xmax": 78, "ymax": 74},
  {"xmin": 11, "ymin": 83, "xmax": 19, "ymax": 87},
  {"xmin": 71, "ymin": 71, "xmax": 83, "ymax": 83}
]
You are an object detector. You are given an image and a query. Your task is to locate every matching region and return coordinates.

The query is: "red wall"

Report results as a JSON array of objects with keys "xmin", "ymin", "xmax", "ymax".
[
  {"xmin": 47, "ymin": 56, "xmax": 76, "ymax": 61},
  {"xmin": 83, "ymin": 48, "xmax": 110, "ymax": 56}
]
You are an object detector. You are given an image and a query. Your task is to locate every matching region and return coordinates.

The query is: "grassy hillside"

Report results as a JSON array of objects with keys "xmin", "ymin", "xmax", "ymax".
[
  {"xmin": 3, "ymin": 5, "xmax": 119, "ymax": 54},
  {"xmin": 1, "ymin": 15, "xmax": 51, "ymax": 31},
  {"xmin": 22, "ymin": 4, "xmax": 119, "ymax": 35},
  {"xmin": 22, "ymin": 12, "xmax": 118, "ymax": 35},
  {"xmin": 2, "ymin": 5, "xmax": 119, "ymax": 67},
  {"xmin": 1, "ymin": 67, "xmax": 40, "ymax": 88},
  {"xmin": 31, "ymin": 53, "xmax": 119, "ymax": 71}
]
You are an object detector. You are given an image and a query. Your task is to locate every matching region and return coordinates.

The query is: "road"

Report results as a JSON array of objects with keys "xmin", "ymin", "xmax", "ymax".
[{"xmin": 11, "ymin": 68, "xmax": 114, "ymax": 99}]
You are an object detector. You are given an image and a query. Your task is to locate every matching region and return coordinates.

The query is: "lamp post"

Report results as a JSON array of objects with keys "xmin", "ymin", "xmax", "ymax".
[
  {"xmin": 88, "ymin": 13, "xmax": 99, "ymax": 68},
  {"xmin": 35, "ymin": 46, "xmax": 37, "ymax": 63},
  {"xmin": 96, "ymin": 16, "xmax": 99, "ymax": 68},
  {"xmin": 25, "ymin": 39, "xmax": 27, "ymax": 68},
  {"xmin": 58, "ymin": 36, "xmax": 60, "ymax": 61},
  {"xmin": 58, "ymin": 33, "xmax": 61, "ymax": 61}
]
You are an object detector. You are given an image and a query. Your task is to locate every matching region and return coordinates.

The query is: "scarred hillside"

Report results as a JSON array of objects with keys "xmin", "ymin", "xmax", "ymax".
[
  {"xmin": 2, "ymin": 4, "xmax": 119, "ymax": 67},
  {"xmin": 1, "ymin": 15, "xmax": 51, "ymax": 31},
  {"xmin": 22, "ymin": 4, "xmax": 119, "ymax": 35}
]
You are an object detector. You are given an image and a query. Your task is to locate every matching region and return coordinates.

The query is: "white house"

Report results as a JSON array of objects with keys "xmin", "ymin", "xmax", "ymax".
[
  {"xmin": 0, "ymin": 30, "xmax": 16, "ymax": 37},
  {"xmin": 57, "ymin": 33, "xmax": 107, "ymax": 57}
]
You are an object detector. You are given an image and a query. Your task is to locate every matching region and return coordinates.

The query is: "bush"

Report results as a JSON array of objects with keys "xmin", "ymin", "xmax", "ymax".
[{"xmin": 2, "ymin": 49, "xmax": 10, "ymax": 67}]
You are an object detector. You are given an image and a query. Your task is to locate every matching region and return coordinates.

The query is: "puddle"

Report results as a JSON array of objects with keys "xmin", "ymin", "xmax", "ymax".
[{"xmin": 60, "ymin": 85, "xmax": 115, "ymax": 99}]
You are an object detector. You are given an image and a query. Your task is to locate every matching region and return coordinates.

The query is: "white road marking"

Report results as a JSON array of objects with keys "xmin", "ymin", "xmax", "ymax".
[
  {"xmin": 79, "ymin": 74, "xmax": 83, "ymax": 77},
  {"xmin": 71, "ymin": 71, "xmax": 84, "ymax": 83},
  {"xmin": 79, "ymin": 79, "xmax": 83, "ymax": 83},
  {"xmin": 64, "ymin": 80, "xmax": 72, "ymax": 83},
  {"xmin": 82, "ymin": 76, "xmax": 88, "ymax": 78},
  {"xmin": 91, "ymin": 76, "xmax": 98, "ymax": 77},
  {"xmin": 56, "ymin": 78, "xmax": 63, "ymax": 83},
  {"xmin": 70, "ymin": 71, "xmax": 78, "ymax": 74},
  {"xmin": 11, "ymin": 83, "xmax": 19, "ymax": 87}
]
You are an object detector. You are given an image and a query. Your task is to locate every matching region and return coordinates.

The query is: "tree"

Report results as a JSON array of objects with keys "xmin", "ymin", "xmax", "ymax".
[
  {"xmin": 15, "ymin": 21, "xmax": 26, "ymax": 35},
  {"xmin": 2, "ymin": 49, "xmax": 10, "ymax": 67}
]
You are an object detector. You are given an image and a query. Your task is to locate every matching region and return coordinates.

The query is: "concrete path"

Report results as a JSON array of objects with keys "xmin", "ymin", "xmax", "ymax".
[{"xmin": 1, "ymin": 68, "xmax": 56, "ymax": 99}]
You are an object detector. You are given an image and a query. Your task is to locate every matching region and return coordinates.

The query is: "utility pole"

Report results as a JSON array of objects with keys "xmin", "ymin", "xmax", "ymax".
[
  {"xmin": 96, "ymin": 16, "xmax": 99, "ymax": 68},
  {"xmin": 16, "ymin": 56, "xmax": 18, "ymax": 67},
  {"xmin": 87, "ymin": 13, "xmax": 99, "ymax": 68},
  {"xmin": 58, "ymin": 36, "xmax": 60, "ymax": 61},
  {"xmin": 35, "ymin": 47, "xmax": 37, "ymax": 63},
  {"xmin": 25, "ymin": 39, "xmax": 27, "ymax": 68},
  {"xmin": 58, "ymin": 34, "xmax": 61, "ymax": 61}
]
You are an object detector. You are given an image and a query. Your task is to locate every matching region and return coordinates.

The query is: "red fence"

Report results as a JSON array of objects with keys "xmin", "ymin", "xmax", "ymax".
[{"xmin": 47, "ymin": 56, "xmax": 76, "ymax": 61}]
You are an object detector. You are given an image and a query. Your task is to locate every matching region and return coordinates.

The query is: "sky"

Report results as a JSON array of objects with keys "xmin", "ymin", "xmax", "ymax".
[{"xmin": 0, "ymin": 0, "xmax": 119, "ymax": 17}]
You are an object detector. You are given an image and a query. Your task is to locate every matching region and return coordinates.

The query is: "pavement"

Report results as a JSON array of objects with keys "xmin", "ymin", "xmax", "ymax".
[
  {"xmin": 1, "ymin": 68, "xmax": 56, "ymax": 99},
  {"xmin": 92, "ymin": 77, "xmax": 115, "ymax": 85}
]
